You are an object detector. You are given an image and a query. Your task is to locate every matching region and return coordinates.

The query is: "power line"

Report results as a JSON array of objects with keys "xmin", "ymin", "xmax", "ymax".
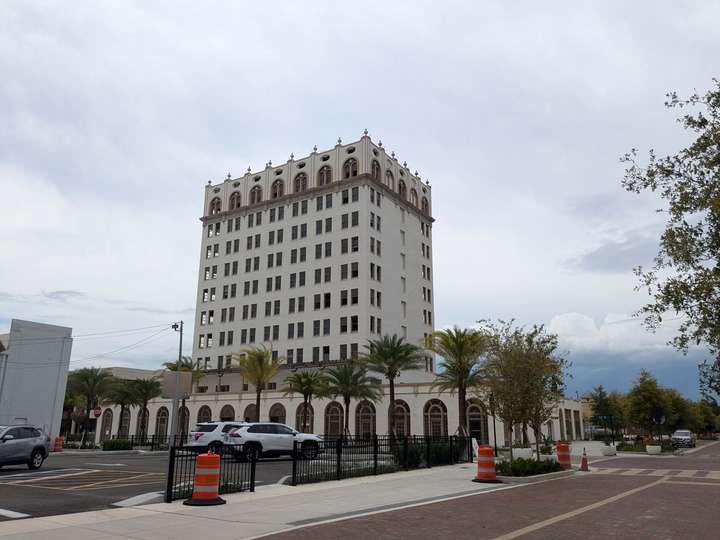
[{"xmin": 3, "ymin": 323, "xmax": 174, "ymax": 345}]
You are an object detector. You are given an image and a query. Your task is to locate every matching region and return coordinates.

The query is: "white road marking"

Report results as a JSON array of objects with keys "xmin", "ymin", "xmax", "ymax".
[
  {"xmin": 84, "ymin": 462, "xmax": 127, "ymax": 467},
  {"xmin": 1, "ymin": 470, "xmax": 99, "ymax": 484},
  {"xmin": 0, "ymin": 509, "xmax": 31, "ymax": 519}
]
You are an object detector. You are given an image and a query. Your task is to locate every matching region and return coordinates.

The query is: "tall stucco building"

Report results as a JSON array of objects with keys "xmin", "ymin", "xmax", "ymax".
[{"xmin": 94, "ymin": 133, "xmax": 584, "ymax": 446}]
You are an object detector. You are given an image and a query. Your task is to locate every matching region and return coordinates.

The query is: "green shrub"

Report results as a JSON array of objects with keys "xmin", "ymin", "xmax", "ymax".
[
  {"xmin": 102, "ymin": 439, "xmax": 133, "ymax": 451},
  {"xmin": 616, "ymin": 442, "xmax": 646, "ymax": 452},
  {"xmin": 496, "ymin": 457, "xmax": 564, "ymax": 477}
]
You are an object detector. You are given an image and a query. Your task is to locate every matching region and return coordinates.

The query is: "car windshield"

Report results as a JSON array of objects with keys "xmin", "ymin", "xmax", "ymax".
[
  {"xmin": 674, "ymin": 431, "xmax": 691, "ymax": 436},
  {"xmin": 192, "ymin": 424, "xmax": 217, "ymax": 433}
]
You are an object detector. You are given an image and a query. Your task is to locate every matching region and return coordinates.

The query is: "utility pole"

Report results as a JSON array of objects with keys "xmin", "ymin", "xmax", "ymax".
[{"xmin": 169, "ymin": 321, "xmax": 183, "ymax": 444}]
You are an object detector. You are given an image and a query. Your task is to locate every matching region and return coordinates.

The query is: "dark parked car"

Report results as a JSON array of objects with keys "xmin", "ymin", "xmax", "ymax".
[
  {"xmin": 0, "ymin": 425, "xmax": 51, "ymax": 470},
  {"xmin": 671, "ymin": 430, "xmax": 697, "ymax": 448}
]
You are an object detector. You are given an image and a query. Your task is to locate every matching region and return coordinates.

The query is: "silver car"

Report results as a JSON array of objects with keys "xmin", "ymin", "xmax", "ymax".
[
  {"xmin": 0, "ymin": 425, "xmax": 51, "ymax": 470},
  {"xmin": 671, "ymin": 430, "xmax": 697, "ymax": 448}
]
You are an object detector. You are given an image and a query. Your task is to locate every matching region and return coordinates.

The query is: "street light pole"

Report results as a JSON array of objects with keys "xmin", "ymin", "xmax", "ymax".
[
  {"xmin": 169, "ymin": 321, "xmax": 183, "ymax": 445},
  {"xmin": 490, "ymin": 392, "xmax": 498, "ymax": 456}
]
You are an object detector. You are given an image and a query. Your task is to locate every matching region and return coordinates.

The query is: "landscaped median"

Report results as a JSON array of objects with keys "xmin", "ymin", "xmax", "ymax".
[{"xmin": 495, "ymin": 457, "xmax": 574, "ymax": 484}]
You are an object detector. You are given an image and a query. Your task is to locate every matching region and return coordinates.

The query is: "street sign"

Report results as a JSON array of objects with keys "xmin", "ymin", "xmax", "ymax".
[{"xmin": 93, "ymin": 406, "xmax": 102, "ymax": 418}]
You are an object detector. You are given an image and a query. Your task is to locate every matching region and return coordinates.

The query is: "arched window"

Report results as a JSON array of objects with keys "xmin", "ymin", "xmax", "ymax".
[
  {"xmin": 219, "ymin": 405, "xmax": 235, "ymax": 421},
  {"xmin": 343, "ymin": 158, "xmax": 358, "ymax": 179},
  {"xmin": 398, "ymin": 180, "xmax": 407, "ymax": 200},
  {"xmin": 467, "ymin": 401, "xmax": 489, "ymax": 445},
  {"xmin": 410, "ymin": 189, "xmax": 419, "ymax": 207},
  {"xmin": 355, "ymin": 401, "xmax": 376, "ymax": 439},
  {"xmin": 324, "ymin": 401, "xmax": 344, "ymax": 438},
  {"xmin": 178, "ymin": 406, "xmax": 190, "ymax": 438},
  {"xmin": 244, "ymin": 403, "xmax": 257, "ymax": 423},
  {"xmin": 209, "ymin": 197, "xmax": 222, "ymax": 215},
  {"xmin": 99, "ymin": 409, "xmax": 113, "ymax": 442},
  {"xmin": 229, "ymin": 191, "xmax": 241, "ymax": 210},
  {"xmin": 249, "ymin": 185, "xmax": 262, "ymax": 205},
  {"xmin": 135, "ymin": 408, "xmax": 149, "ymax": 438},
  {"xmin": 296, "ymin": 403, "xmax": 314, "ymax": 433},
  {"xmin": 155, "ymin": 407, "xmax": 169, "ymax": 440},
  {"xmin": 317, "ymin": 166, "xmax": 332, "ymax": 187},
  {"xmin": 269, "ymin": 403, "xmax": 286, "ymax": 424},
  {"xmin": 118, "ymin": 408, "xmax": 131, "ymax": 438},
  {"xmin": 197, "ymin": 405, "xmax": 212, "ymax": 424},
  {"xmin": 423, "ymin": 399, "xmax": 448, "ymax": 437},
  {"xmin": 392, "ymin": 400, "xmax": 411, "ymax": 438},
  {"xmin": 371, "ymin": 160, "xmax": 381, "ymax": 181},
  {"xmin": 421, "ymin": 197, "xmax": 429, "ymax": 215},
  {"xmin": 294, "ymin": 173, "xmax": 308, "ymax": 193},
  {"xmin": 385, "ymin": 170, "xmax": 395, "ymax": 190},
  {"xmin": 271, "ymin": 180, "xmax": 284, "ymax": 199}
]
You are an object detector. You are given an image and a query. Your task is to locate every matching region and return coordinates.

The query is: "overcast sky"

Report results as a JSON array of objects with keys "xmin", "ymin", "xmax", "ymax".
[{"xmin": 1, "ymin": 1, "xmax": 717, "ymax": 398}]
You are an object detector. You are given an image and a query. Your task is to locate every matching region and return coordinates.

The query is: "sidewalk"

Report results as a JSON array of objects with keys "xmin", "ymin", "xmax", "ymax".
[{"xmin": 0, "ymin": 464, "xmax": 517, "ymax": 539}]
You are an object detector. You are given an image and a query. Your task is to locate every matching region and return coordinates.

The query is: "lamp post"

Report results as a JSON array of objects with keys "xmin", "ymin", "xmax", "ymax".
[
  {"xmin": 169, "ymin": 321, "xmax": 183, "ymax": 444},
  {"xmin": 489, "ymin": 392, "xmax": 498, "ymax": 456}
]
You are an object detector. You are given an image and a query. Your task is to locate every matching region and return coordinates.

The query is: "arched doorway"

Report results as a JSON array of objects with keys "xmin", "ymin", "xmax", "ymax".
[
  {"xmin": 355, "ymin": 401, "xmax": 376, "ymax": 439},
  {"xmin": 178, "ymin": 406, "xmax": 190, "ymax": 438},
  {"xmin": 244, "ymin": 404, "xmax": 257, "ymax": 423},
  {"xmin": 423, "ymin": 399, "xmax": 448, "ymax": 437},
  {"xmin": 269, "ymin": 403, "xmax": 286, "ymax": 424},
  {"xmin": 296, "ymin": 403, "xmax": 314, "ymax": 433},
  {"xmin": 155, "ymin": 407, "xmax": 169, "ymax": 440},
  {"xmin": 467, "ymin": 401, "xmax": 489, "ymax": 444},
  {"xmin": 197, "ymin": 405, "xmax": 212, "ymax": 424},
  {"xmin": 220, "ymin": 405, "xmax": 235, "ymax": 421},
  {"xmin": 118, "ymin": 409, "xmax": 131, "ymax": 438},
  {"xmin": 99, "ymin": 409, "xmax": 113, "ymax": 442},
  {"xmin": 324, "ymin": 402, "xmax": 344, "ymax": 438},
  {"xmin": 392, "ymin": 400, "xmax": 411, "ymax": 438}
]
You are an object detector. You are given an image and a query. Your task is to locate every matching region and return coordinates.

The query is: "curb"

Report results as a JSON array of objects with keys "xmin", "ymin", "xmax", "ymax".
[{"xmin": 496, "ymin": 469, "xmax": 575, "ymax": 484}]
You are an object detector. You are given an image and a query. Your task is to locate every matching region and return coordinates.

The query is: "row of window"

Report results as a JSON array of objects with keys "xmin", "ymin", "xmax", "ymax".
[{"xmin": 208, "ymin": 160, "xmax": 429, "ymax": 216}]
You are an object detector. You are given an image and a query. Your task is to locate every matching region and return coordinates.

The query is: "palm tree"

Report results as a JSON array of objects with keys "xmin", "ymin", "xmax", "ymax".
[
  {"xmin": 232, "ymin": 345, "xmax": 281, "ymax": 422},
  {"xmin": 164, "ymin": 356, "xmax": 203, "ymax": 436},
  {"xmin": 325, "ymin": 363, "xmax": 382, "ymax": 439},
  {"xmin": 283, "ymin": 370, "xmax": 328, "ymax": 432},
  {"xmin": 130, "ymin": 378, "xmax": 162, "ymax": 439},
  {"xmin": 362, "ymin": 335, "xmax": 425, "ymax": 438},
  {"xmin": 66, "ymin": 367, "xmax": 114, "ymax": 438},
  {"xmin": 104, "ymin": 379, "xmax": 141, "ymax": 438},
  {"xmin": 426, "ymin": 327, "xmax": 488, "ymax": 436}
]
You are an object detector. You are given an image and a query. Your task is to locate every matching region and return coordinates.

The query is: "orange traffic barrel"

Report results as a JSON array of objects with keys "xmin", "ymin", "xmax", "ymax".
[
  {"xmin": 472, "ymin": 445, "xmax": 501, "ymax": 483},
  {"xmin": 556, "ymin": 441, "xmax": 572, "ymax": 470},
  {"xmin": 53, "ymin": 437, "xmax": 63, "ymax": 452},
  {"xmin": 183, "ymin": 451, "xmax": 226, "ymax": 506}
]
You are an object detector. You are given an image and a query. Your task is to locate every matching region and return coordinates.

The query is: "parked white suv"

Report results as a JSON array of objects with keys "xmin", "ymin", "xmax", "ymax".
[
  {"xmin": 187, "ymin": 421, "xmax": 248, "ymax": 452},
  {"xmin": 228, "ymin": 423, "xmax": 322, "ymax": 460}
]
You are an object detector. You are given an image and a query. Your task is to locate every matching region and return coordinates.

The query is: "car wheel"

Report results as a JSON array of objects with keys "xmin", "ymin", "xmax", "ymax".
[
  {"xmin": 28, "ymin": 449, "xmax": 44, "ymax": 470},
  {"xmin": 244, "ymin": 443, "xmax": 261, "ymax": 462},
  {"xmin": 301, "ymin": 441, "xmax": 319, "ymax": 460}
]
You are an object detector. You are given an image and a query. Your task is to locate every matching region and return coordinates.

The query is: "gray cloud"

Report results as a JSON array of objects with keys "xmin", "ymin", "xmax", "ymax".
[
  {"xmin": 42, "ymin": 290, "xmax": 86, "ymax": 302},
  {"xmin": 565, "ymin": 231, "xmax": 660, "ymax": 273}
]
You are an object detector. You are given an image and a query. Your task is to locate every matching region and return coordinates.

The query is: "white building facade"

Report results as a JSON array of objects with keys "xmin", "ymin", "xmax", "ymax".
[{"xmin": 94, "ymin": 134, "xmax": 584, "ymax": 446}]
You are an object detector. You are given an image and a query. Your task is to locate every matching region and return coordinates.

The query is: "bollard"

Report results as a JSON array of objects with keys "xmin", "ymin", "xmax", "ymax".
[
  {"xmin": 53, "ymin": 436, "xmax": 63, "ymax": 453},
  {"xmin": 183, "ymin": 451, "xmax": 226, "ymax": 506},
  {"xmin": 556, "ymin": 441, "xmax": 572, "ymax": 470},
  {"xmin": 580, "ymin": 447, "xmax": 589, "ymax": 472},
  {"xmin": 472, "ymin": 445, "xmax": 501, "ymax": 483}
]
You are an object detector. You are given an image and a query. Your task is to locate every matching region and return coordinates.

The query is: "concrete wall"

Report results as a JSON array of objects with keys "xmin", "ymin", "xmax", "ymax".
[{"xmin": 0, "ymin": 319, "xmax": 72, "ymax": 439}]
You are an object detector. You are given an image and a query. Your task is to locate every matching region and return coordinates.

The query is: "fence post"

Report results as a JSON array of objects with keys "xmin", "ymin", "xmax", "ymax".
[
  {"xmin": 291, "ymin": 441, "xmax": 298, "ymax": 486},
  {"xmin": 403, "ymin": 436, "xmax": 409, "ymax": 471},
  {"xmin": 373, "ymin": 434, "xmax": 378, "ymax": 475},
  {"xmin": 336, "ymin": 438, "xmax": 342, "ymax": 480},
  {"xmin": 249, "ymin": 451, "xmax": 256, "ymax": 492},
  {"xmin": 165, "ymin": 445, "xmax": 176, "ymax": 503},
  {"xmin": 426, "ymin": 436, "xmax": 431, "ymax": 468}
]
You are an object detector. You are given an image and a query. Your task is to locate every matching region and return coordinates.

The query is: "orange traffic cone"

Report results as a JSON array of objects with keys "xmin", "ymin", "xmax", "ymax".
[{"xmin": 580, "ymin": 448, "xmax": 589, "ymax": 472}]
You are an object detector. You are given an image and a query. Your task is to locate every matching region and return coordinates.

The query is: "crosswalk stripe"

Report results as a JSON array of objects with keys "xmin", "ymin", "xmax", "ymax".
[{"xmin": 0, "ymin": 509, "xmax": 30, "ymax": 519}]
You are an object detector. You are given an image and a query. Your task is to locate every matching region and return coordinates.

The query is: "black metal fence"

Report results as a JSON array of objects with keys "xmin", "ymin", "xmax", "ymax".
[
  {"xmin": 165, "ymin": 445, "xmax": 256, "ymax": 502},
  {"xmin": 291, "ymin": 435, "xmax": 473, "ymax": 486}
]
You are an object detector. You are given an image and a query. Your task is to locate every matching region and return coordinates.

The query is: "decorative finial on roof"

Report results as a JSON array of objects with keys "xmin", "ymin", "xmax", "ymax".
[
  {"xmin": 415, "ymin": 170, "xmax": 419, "ymax": 176},
  {"xmin": 247, "ymin": 166, "xmax": 251, "ymax": 173},
  {"xmin": 337, "ymin": 137, "xmax": 342, "ymax": 145},
  {"xmin": 378, "ymin": 140, "xmax": 383, "ymax": 147},
  {"xmin": 403, "ymin": 161, "xmax": 407, "ymax": 168},
  {"xmin": 363, "ymin": 128, "xmax": 368, "ymax": 136},
  {"xmin": 313, "ymin": 145, "xmax": 318, "ymax": 152},
  {"xmin": 391, "ymin": 151, "xmax": 395, "ymax": 158},
  {"xmin": 426, "ymin": 179, "xmax": 431, "ymax": 186},
  {"xmin": 207, "ymin": 180, "xmax": 212, "ymax": 186},
  {"xmin": 227, "ymin": 172, "xmax": 232, "ymax": 180},
  {"xmin": 290, "ymin": 152, "xmax": 294, "ymax": 160}
]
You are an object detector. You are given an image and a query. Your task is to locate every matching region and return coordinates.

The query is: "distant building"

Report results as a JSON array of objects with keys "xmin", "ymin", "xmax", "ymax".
[{"xmin": 0, "ymin": 319, "xmax": 73, "ymax": 439}]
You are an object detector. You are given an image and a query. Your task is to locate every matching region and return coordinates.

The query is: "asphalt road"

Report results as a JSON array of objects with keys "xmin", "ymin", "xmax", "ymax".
[
  {"xmin": 0, "ymin": 451, "xmax": 291, "ymax": 521},
  {"xmin": 267, "ymin": 440, "xmax": 720, "ymax": 540}
]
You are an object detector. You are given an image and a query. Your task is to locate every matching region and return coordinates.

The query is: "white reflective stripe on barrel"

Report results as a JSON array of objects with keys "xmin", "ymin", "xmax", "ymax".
[
  {"xmin": 193, "ymin": 484, "xmax": 219, "ymax": 492},
  {"xmin": 477, "ymin": 457, "xmax": 495, "ymax": 462},
  {"xmin": 195, "ymin": 468, "xmax": 220, "ymax": 475}
]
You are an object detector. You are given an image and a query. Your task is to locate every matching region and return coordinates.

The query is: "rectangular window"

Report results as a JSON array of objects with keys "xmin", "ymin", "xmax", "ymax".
[
  {"xmin": 243, "ymin": 305, "xmax": 249, "ymax": 319},
  {"xmin": 289, "ymin": 297, "xmax": 296, "ymax": 313},
  {"xmin": 316, "ymin": 196, "xmax": 323, "ymax": 212},
  {"xmin": 275, "ymin": 275, "xmax": 281, "ymax": 290},
  {"xmin": 325, "ymin": 217, "xmax": 332, "ymax": 233},
  {"xmin": 253, "ymin": 256, "xmax": 260, "ymax": 271},
  {"xmin": 249, "ymin": 328, "xmax": 256, "ymax": 342},
  {"xmin": 351, "ymin": 288, "xmax": 358, "ymax": 305},
  {"xmin": 229, "ymin": 307, "xmax": 235, "ymax": 321},
  {"xmin": 264, "ymin": 326, "xmax": 271, "ymax": 341},
  {"xmin": 350, "ymin": 343, "xmax": 358, "ymax": 359},
  {"xmin": 224, "ymin": 262, "xmax": 230, "ymax": 277},
  {"xmin": 252, "ymin": 280, "xmax": 258, "ymax": 294},
  {"xmin": 351, "ymin": 186, "xmax": 359, "ymax": 202},
  {"xmin": 351, "ymin": 315, "xmax": 358, "ymax": 332},
  {"xmin": 340, "ymin": 344, "xmax": 347, "ymax": 360},
  {"xmin": 265, "ymin": 301, "xmax": 271, "ymax": 317},
  {"xmin": 299, "ymin": 247, "xmax": 306, "ymax": 262},
  {"xmin": 269, "ymin": 230, "xmax": 275, "ymax": 245},
  {"xmin": 270, "ymin": 208, "xmax": 276, "ymax": 222},
  {"xmin": 401, "ymin": 277, "xmax": 406, "ymax": 293},
  {"xmin": 323, "ymin": 292, "xmax": 331, "ymax": 309},
  {"xmin": 323, "ymin": 319, "xmax": 330, "ymax": 335},
  {"xmin": 219, "ymin": 309, "xmax": 225, "ymax": 323},
  {"xmin": 227, "ymin": 331, "xmax": 234, "ymax": 346},
  {"xmin": 325, "ymin": 193, "xmax": 332, "ymax": 208},
  {"xmin": 301, "ymin": 200, "xmax": 308, "ymax": 214},
  {"xmin": 314, "ymin": 268, "xmax": 321, "ymax": 284},
  {"xmin": 324, "ymin": 241, "xmax": 331, "ymax": 257},
  {"xmin": 291, "ymin": 225, "xmax": 298, "ymax": 240},
  {"xmin": 315, "ymin": 219, "xmax": 322, "ymax": 235},
  {"xmin": 268, "ymin": 253, "xmax": 274, "ymax": 268},
  {"xmin": 351, "ymin": 262, "xmax": 359, "ymax": 278},
  {"xmin": 254, "ymin": 234, "xmax": 260, "ymax": 248},
  {"xmin": 287, "ymin": 349, "xmax": 294, "ymax": 364},
  {"xmin": 278, "ymin": 206, "xmax": 284, "ymax": 220},
  {"xmin": 276, "ymin": 252, "xmax": 283, "ymax": 267},
  {"xmin": 300, "ymin": 223, "xmax": 307, "ymax": 238},
  {"xmin": 248, "ymin": 214, "xmax": 254, "ymax": 227},
  {"xmin": 370, "ymin": 316, "xmax": 375, "ymax": 333},
  {"xmin": 296, "ymin": 348, "xmax": 304, "ymax": 363},
  {"xmin": 299, "ymin": 271, "xmax": 306, "ymax": 287},
  {"xmin": 232, "ymin": 261, "xmax": 238, "ymax": 275},
  {"xmin": 340, "ymin": 316, "xmax": 348, "ymax": 333},
  {"xmin": 376, "ymin": 291, "xmax": 382, "ymax": 308},
  {"xmin": 256, "ymin": 211, "xmax": 262, "ymax": 226},
  {"xmin": 291, "ymin": 249, "xmax": 297, "ymax": 264},
  {"xmin": 313, "ymin": 320, "xmax": 320, "ymax": 337},
  {"xmin": 274, "ymin": 299, "xmax": 280, "ymax": 315},
  {"xmin": 290, "ymin": 273, "xmax": 297, "ymax": 288},
  {"xmin": 313, "ymin": 347, "xmax": 320, "ymax": 363},
  {"xmin": 322, "ymin": 345, "xmax": 330, "ymax": 362},
  {"xmin": 341, "ymin": 213, "xmax": 349, "ymax": 229},
  {"xmin": 351, "ymin": 236, "xmax": 358, "ymax": 252},
  {"xmin": 377, "ymin": 216, "xmax": 381, "ymax": 232},
  {"xmin": 297, "ymin": 321, "xmax": 304, "ymax": 337},
  {"xmin": 277, "ymin": 229, "xmax": 284, "ymax": 243},
  {"xmin": 298, "ymin": 297, "xmax": 305, "ymax": 312},
  {"xmin": 235, "ymin": 217, "xmax": 241, "ymax": 230},
  {"xmin": 341, "ymin": 290, "xmax": 348, "ymax": 306},
  {"xmin": 234, "ymin": 239, "xmax": 240, "ymax": 253},
  {"xmin": 247, "ymin": 236, "xmax": 253, "ymax": 250},
  {"xmin": 341, "ymin": 264, "xmax": 348, "ymax": 280},
  {"xmin": 324, "ymin": 266, "xmax": 331, "ymax": 282},
  {"xmin": 314, "ymin": 293, "xmax": 321, "ymax": 310},
  {"xmin": 341, "ymin": 238, "xmax": 348, "ymax": 254},
  {"xmin": 272, "ymin": 325, "xmax": 279, "ymax": 341},
  {"xmin": 351, "ymin": 211, "xmax": 359, "ymax": 227},
  {"xmin": 315, "ymin": 243, "xmax": 322, "ymax": 259},
  {"xmin": 251, "ymin": 304, "xmax": 257, "ymax": 318},
  {"xmin": 241, "ymin": 329, "xmax": 247, "ymax": 344},
  {"xmin": 342, "ymin": 189, "xmax": 349, "ymax": 205},
  {"xmin": 288, "ymin": 323, "xmax": 295, "ymax": 339},
  {"xmin": 266, "ymin": 277, "xmax": 272, "ymax": 292},
  {"xmin": 292, "ymin": 202, "xmax": 299, "ymax": 217},
  {"xmin": 204, "ymin": 267, "xmax": 210, "ymax": 280}
]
